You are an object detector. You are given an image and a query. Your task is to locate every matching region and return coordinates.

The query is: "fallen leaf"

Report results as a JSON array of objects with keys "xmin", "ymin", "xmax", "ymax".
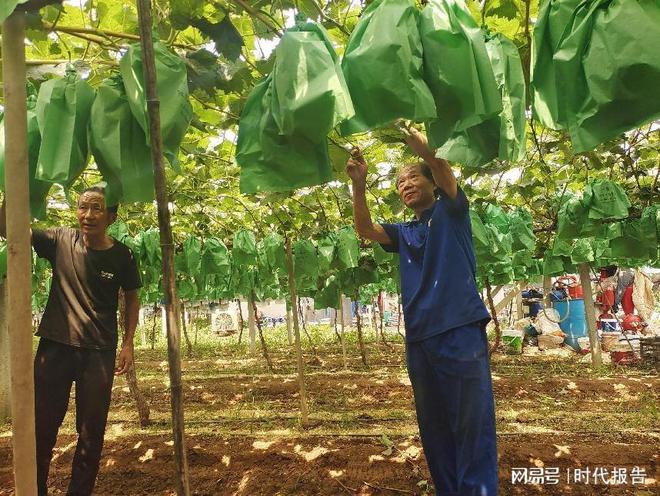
[
  {"xmin": 133, "ymin": 441, "xmax": 142, "ymax": 450},
  {"xmin": 553, "ymin": 445, "xmax": 571, "ymax": 458},
  {"xmin": 139, "ymin": 449, "xmax": 154, "ymax": 463},
  {"xmin": 294, "ymin": 445, "xmax": 330, "ymax": 461},
  {"xmin": 253, "ymin": 441, "xmax": 275, "ymax": 450}
]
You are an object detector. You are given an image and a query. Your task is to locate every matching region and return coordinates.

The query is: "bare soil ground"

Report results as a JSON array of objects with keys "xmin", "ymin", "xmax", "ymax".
[{"xmin": 0, "ymin": 329, "xmax": 657, "ymax": 495}]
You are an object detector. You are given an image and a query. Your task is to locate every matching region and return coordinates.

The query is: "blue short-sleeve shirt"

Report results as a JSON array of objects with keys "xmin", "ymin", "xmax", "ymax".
[{"xmin": 381, "ymin": 188, "xmax": 490, "ymax": 342}]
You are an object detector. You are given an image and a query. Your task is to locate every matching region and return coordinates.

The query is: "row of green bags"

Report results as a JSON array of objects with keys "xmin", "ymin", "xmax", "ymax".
[
  {"xmin": 93, "ymin": 41, "xmax": 192, "ymax": 205},
  {"xmin": 340, "ymin": 0, "xmax": 525, "ymax": 169},
  {"xmin": 556, "ymin": 180, "xmax": 631, "ymax": 240},
  {"xmin": 0, "ymin": 85, "xmax": 52, "ymax": 218},
  {"xmin": 100, "ymin": 225, "xmax": 394, "ymax": 306},
  {"xmin": 2, "ymin": 41, "xmax": 191, "ymax": 212},
  {"xmin": 236, "ymin": 20, "xmax": 352, "ymax": 194},
  {"xmin": 531, "ymin": 0, "xmax": 660, "ymax": 152}
]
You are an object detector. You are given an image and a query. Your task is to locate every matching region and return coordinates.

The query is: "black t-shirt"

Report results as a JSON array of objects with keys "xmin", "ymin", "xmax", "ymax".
[{"xmin": 33, "ymin": 228, "xmax": 142, "ymax": 350}]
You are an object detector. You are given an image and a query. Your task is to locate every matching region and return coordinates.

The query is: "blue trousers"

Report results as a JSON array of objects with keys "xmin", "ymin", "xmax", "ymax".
[{"xmin": 406, "ymin": 323, "xmax": 498, "ymax": 496}]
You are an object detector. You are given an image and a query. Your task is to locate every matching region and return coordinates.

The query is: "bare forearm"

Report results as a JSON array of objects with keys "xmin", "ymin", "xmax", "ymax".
[
  {"xmin": 351, "ymin": 183, "xmax": 391, "ymax": 244},
  {"xmin": 427, "ymin": 156, "xmax": 458, "ymax": 199},
  {"xmin": 123, "ymin": 298, "xmax": 139, "ymax": 346},
  {"xmin": 352, "ymin": 183, "xmax": 375, "ymax": 235}
]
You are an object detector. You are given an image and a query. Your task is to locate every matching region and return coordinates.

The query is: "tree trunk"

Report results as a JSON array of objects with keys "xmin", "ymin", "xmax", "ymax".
[
  {"xmin": 378, "ymin": 290, "xmax": 387, "ymax": 346},
  {"xmin": 236, "ymin": 298, "xmax": 245, "ymax": 344},
  {"xmin": 247, "ymin": 296, "xmax": 256, "ymax": 354},
  {"xmin": 338, "ymin": 297, "xmax": 348, "ymax": 370},
  {"xmin": 180, "ymin": 302, "xmax": 192, "ymax": 358},
  {"xmin": 332, "ymin": 309, "xmax": 341, "ymax": 342},
  {"xmin": 193, "ymin": 309, "xmax": 198, "ymax": 347},
  {"xmin": 543, "ymin": 275, "xmax": 553, "ymax": 308},
  {"xmin": 285, "ymin": 238, "xmax": 309, "ymax": 424},
  {"xmin": 354, "ymin": 294, "xmax": 368, "ymax": 367},
  {"xmin": 136, "ymin": 1, "xmax": 190, "ymax": 492},
  {"xmin": 369, "ymin": 301, "xmax": 377, "ymax": 339},
  {"xmin": 139, "ymin": 307, "xmax": 147, "ymax": 347},
  {"xmin": 515, "ymin": 281, "xmax": 526, "ymax": 320},
  {"xmin": 251, "ymin": 293, "xmax": 274, "ymax": 373},
  {"xmin": 2, "ymin": 13, "xmax": 38, "ymax": 494},
  {"xmin": 150, "ymin": 302, "xmax": 158, "ymax": 350},
  {"xmin": 485, "ymin": 278, "xmax": 501, "ymax": 356},
  {"xmin": 298, "ymin": 297, "xmax": 316, "ymax": 354},
  {"xmin": 578, "ymin": 264, "xmax": 603, "ymax": 367},
  {"xmin": 0, "ymin": 281, "xmax": 11, "ymax": 421},
  {"xmin": 119, "ymin": 290, "xmax": 151, "ymax": 427},
  {"xmin": 286, "ymin": 306, "xmax": 294, "ymax": 346}
]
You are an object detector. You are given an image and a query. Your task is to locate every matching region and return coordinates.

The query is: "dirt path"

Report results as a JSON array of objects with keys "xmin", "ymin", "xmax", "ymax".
[{"xmin": 0, "ymin": 341, "xmax": 657, "ymax": 495}]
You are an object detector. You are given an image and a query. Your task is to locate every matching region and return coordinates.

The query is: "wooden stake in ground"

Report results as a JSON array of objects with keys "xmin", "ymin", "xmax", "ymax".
[
  {"xmin": 285, "ymin": 238, "xmax": 309, "ymax": 424},
  {"xmin": 150, "ymin": 302, "xmax": 158, "ymax": 349},
  {"xmin": 2, "ymin": 12, "xmax": 38, "ymax": 494},
  {"xmin": 354, "ymin": 293, "xmax": 368, "ymax": 367},
  {"xmin": 247, "ymin": 295, "xmax": 256, "ymax": 354},
  {"xmin": 338, "ymin": 297, "xmax": 348, "ymax": 370},
  {"xmin": 236, "ymin": 298, "xmax": 245, "ymax": 343},
  {"xmin": 180, "ymin": 302, "xmax": 193, "ymax": 357},
  {"xmin": 578, "ymin": 263, "xmax": 603, "ymax": 367},
  {"xmin": 135, "ymin": 1, "xmax": 190, "ymax": 493},
  {"xmin": 118, "ymin": 290, "xmax": 151, "ymax": 427},
  {"xmin": 286, "ymin": 304, "xmax": 294, "ymax": 345},
  {"xmin": 251, "ymin": 292, "xmax": 274, "ymax": 373}
]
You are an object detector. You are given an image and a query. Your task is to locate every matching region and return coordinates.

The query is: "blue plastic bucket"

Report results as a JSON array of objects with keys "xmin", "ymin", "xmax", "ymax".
[{"xmin": 552, "ymin": 299, "xmax": 587, "ymax": 350}]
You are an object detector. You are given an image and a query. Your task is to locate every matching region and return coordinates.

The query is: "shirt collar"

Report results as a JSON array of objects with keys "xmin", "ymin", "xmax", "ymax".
[{"xmin": 416, "ymin": 202, "xmax": 436, "ymax": 225}]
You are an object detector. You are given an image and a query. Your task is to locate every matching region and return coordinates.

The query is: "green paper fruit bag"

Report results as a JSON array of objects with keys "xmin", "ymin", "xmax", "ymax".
[
  {"xmin": 271, "ymin": 21, "xmax": 354, "ymax": 143},
  {"xmin": 420, "ymin": 0, "xmax": 501, "ymax": 149},
  {"xmin": 90, "ymin": 76, "xmax": 154, "ymax": 206},
  {"xmin": 340, "ymin": 0, "xmax": 436, "ymax": 135},
  {"xmin": 0, "ymin": 87, "xmax": 52, "ymax": 218},
  {"xmin": 436, "ymin": 33, "xmax": 526, "ymax": 168},
  {"xmin": 236, "ymin": 76, "xmax": 333, "ymax": 193},
  {"xmin": 35, "ymin": 68, "xmax": 95, "ymax": 187},
  {"xmin": 120, "ymin": 41, "xmax": 192, "ymax": 166}
]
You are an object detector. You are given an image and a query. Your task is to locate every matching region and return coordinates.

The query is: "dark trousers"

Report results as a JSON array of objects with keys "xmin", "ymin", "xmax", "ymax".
[
  {"xmin": 406, "ymin": 324, "xmax": 498, "ymax": 496},
  {"xmin": 34, "ymin": 338, "xmax": 115, "ymax": 496}
]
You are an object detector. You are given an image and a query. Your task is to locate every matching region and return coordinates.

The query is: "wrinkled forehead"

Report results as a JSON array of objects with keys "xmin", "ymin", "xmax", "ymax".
[
  {"xmin": 78, "ymin": 191, "xmax": 106, "ymax": 207},
  {"xmin": 396, "ymin": 165, "xmax": 424, "ymax": 186}
]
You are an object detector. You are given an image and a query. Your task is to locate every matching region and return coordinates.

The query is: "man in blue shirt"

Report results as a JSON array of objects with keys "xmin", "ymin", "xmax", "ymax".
[{"xmin": 346, "ymin": 128, "xmax": 497, "ymax": 496}]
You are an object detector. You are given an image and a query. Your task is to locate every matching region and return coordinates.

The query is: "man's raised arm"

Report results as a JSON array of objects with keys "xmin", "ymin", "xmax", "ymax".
[
  {"xmin": 346, "ymin": 148, "xmax": 392, "ymax": 245},
  {"xmin": 403, "ymin": 127, "xmax": 458, "ymax": 200}
]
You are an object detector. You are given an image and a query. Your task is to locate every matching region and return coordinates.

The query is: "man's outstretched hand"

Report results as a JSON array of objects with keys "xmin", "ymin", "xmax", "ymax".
[
  {"xmin": 402, "ymin": 126, "xmax": 435, "ymax": 163},
  {"xmin": 346, "ymin": 147, "xmax": 368, "ymax": 186}
]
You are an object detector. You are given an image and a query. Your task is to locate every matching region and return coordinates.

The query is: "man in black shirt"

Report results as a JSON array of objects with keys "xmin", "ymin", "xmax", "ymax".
[{"xmin": 1, "ymin": 186, "xmax": 141, "ymax": 495}]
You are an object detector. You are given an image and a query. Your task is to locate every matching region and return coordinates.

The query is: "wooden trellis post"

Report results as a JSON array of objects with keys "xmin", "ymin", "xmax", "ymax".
[
  {"xmin": 578, "ymin": 263, "xmax": 603, "ymax": 367},
  {"xmin": 135, "ymin": 0, "xmax": 190, "ymax": 493},
  {"xmin": 285, "ymin": 237, "xmax": 309, "ymax": 424},
  {"xmin": 2, "ymin": 11, "xmax": 38, "ymax": 495}
]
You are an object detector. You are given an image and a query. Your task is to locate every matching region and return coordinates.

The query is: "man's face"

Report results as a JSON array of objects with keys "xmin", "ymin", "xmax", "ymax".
[
  {"xmin": 396, "ymin": 165, "xmax": 436, "ymax": 210},
  {"xmin": 76, "ymin": 192, "xmax": 115, "ymax": 237}
]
